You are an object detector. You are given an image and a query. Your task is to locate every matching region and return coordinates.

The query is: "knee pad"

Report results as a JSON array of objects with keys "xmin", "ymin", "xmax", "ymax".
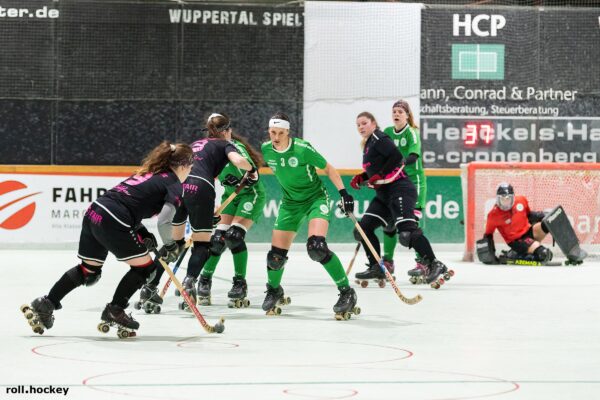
[
  {"xmin": 224, "ymin": 225, "xmax": 246, "ymax": 251},
  {"xmin": 191, "ymin": 241, "xmax": 210, "ymax": 262},
  {"xmin": 67, "ymin": 261, "xmax": 103, "ymax": 287},
  {"xmin": 398, "ymin": 225, "xmax": 422, "ymax": 249},
  {"xmin": 306, "ymin": 235, "xmax": 332, "ymax": 264},
  {"xmin": 209, "ymin": 229, "xmax": 227, "ymax": 256},
  {"xmin": 383, "ymin": 224, "xmax": 396, "ymax": 236},
  {"xmin": 267, "ymin": 247, "xmax": 288, "ymax": 271},
  {"xmin": 127, "ymin": 260, "xmax": 155, "ymax": 287},
  {"xmin": 533, "ymin": 246, "xmax": 552, "ymax": 262}
]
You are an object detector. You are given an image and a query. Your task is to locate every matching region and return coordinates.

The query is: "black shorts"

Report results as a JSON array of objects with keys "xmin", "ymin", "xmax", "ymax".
[
  {"xmin": 364, "ymin": 179, "xmax": 418, "ymax": 233},
  {"xmin": 77, "ymin": 202, "xmax": 149, "ymax": 263},
  {"xmin": 172, "ymin": 176, "xmax": 215, "ymax": 233},
  {"xmin": 508, "ymin": 227, "xmax": 535, "ymax": 254}
]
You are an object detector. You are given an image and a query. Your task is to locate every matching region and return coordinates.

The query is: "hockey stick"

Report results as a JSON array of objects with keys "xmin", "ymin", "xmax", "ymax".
[
  {"xmin": 345, "ymin": 242, "xmax": 361, "ymax": 276},
  {"xmin": 159, "ymin": 240, "xmax": 192, "ymax": 299},
  {"xmin": 347, "ymin": 212, "xmax": 422, "ymax": 305},
  {"xmin": 146, "ymin": 242, "xmax": 225, "ymax": 334},
  {"xmin": 214, "ymin": 180, "xmax": 248, "ymax": 216},
  {"xmin": 362, "ymin": 166, "xmax": 406, "ymax": 188}
]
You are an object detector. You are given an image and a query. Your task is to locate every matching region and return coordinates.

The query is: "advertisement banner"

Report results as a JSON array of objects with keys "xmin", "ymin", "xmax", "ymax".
[
  {"xmin": 420, "ymin": 8, "xmax": 600, "ymax": 168},
  {"xmin": 0, "ymin": 172, "xmax": 463, "ymax": 245}
]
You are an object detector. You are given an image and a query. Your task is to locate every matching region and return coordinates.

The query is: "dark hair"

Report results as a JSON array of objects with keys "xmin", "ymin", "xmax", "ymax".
[
  {"xmin": 232, "ymin": 133, "xmax": 264, "ymax": 168},
  {"xmin": 137, "ymin": 141, "xmax": 193, "ymax": 175},
  {"xmin": 206, "ymin": 113, "xmax": 231, "ymax": 138},
  {"xmin": 392, "ymin": 99, "xmax": 418, "ymax": 129},
  {"xmin": 270, "ymin": 112, "xmax": 290, "ymax": 123}
]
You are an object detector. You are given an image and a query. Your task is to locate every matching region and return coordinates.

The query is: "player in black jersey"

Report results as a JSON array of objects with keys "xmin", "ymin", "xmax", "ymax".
[
  {"xmin": 350, "ymin": 112, "xmax": 450, "ymax": 287},
  {"xmin": 166, "ymin": 113, "xmax": 259, "ymax": 309},
  {"xmin": 21, "ymin": 142, "xmax": 194, "ymax": 337}
]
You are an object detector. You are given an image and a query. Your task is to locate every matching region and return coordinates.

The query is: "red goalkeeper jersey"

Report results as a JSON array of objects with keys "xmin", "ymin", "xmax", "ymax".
[{"xmin": 485, "ymin": 195, "xmax": 531, "ymax": 243}]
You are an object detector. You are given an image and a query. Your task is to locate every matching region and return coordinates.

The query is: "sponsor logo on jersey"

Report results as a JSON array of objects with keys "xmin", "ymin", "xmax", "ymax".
[
  {"xmin": 0, "ymin": 180, "xmax": 41, "ymax": 230},
  {"xmin": 400, "ymin": 138, "xmax": 407, "ymax": 147},
  {"xmin": 320, "ymin": 204, "xmax": 329, "ymax": 214},
  {"xmin": 288, "ymin": 157, "xmax": 299, "ymax": 167},
  {"xmin": 516, "ymin": 203, "xmax": 524, "ymax": 212},
  {"xmin": 243, "ymin": 201, "xmax": 254, "ymax": 211},
  {"xmin": 505, "ymin": 218, "xmax": 511, "ymax": 224}
]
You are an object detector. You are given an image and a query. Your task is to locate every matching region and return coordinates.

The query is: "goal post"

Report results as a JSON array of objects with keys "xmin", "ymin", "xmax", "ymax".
[{"xmin": 461, "ymin": 162, "xmax": 600, "ymax": 261}]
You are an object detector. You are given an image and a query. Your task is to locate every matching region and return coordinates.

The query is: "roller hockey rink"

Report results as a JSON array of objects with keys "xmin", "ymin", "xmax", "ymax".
[{"xmin": 3, "ymin": 246, "xmax": 600, "ymax": 400}]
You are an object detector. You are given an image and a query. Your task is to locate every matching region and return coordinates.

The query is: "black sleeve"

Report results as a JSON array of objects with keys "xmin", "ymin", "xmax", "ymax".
[
  {"xmin": 528, "ymin": 211, "xmax": 546, "ymax": 224},
  {"xmin": 404, "ymin": 153, "xmax": 419, "ymax": 165},
  {"xmin": 379, "ymin": 152, "xmax": 402, "ymax": 175},
  {"xmin": 164, "ymin": 180, "xmax": 183, "ymax": 208},
  {"xmin": 223, "ymin": 141, "xmax": 239, "ymax": 156}
]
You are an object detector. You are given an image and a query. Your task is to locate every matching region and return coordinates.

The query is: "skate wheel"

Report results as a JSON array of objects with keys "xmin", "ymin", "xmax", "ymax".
[
  {"xmin": 243, "ymin": 299, "xmax": 250, "ymax": 308},
  {"xmin": 154, "ymin": 306, "xmax": 161, "ymax": 314},
  {"xmin": 98, "ymin": 323, "xmax": 110, "ymax": 333},
  {"xmin": 431, "ymin": 282, "xmax": 441, "ymax": 290},
  {"xmin": 234, "ymin": 299, "xmax": 242, "ymax": 308},
  {"xmin": 143, "ymin": 303, "xmax": 153, "ymax": 314},
  {"xmin": 32, "ymin": 325, "xmax": 44, "ymax": 335},
  {"xmin": 134, "ymin": 301, "xmax": 142, "ymax": 310},
  {"xmin": 29, "ymin": 319, "xmax": 37, "ymax": 327},
  {"xmin": 117, "ymin": 330, "xmax": 129, "ymax": 339},
  {"xmin": 409, "ymin": 277, "xmax": 417, "ymax": 285},
  {"xmin": 334, "ymin": 313, "xmax": 343, "ymax": 321},
  {"xmin": 20, "ymin": 304, "xmax": 31, "ymax": 314},
  {"xmin": 438, "ymin": 278, "xmax": 445, "ymax": 285},
  {"xmin": 353, "ymin": 307, "xmax": 361, "ymax": 315},
  {"xmin": 448, "ymin": 270, "xmax": 455, "ymax": 277},
  {"xmin": 360, "ymin": 280, "xmax": 368, "ymax": 288},
  {"xmin": 24, "ymin": 311, "xmax": 34, "ymax": 320},
  {"xmin": 266, "ymin": 307, "xmax": 282, "ymax": 316},
  {"xmin": 343, "ymin": 312, "xmax": 351, "ymax": 320},
  {"xmin": 378, "ymin": 280, "xmax": 385, "ymax": 288},
  {"xmin": 178, "ymin": 302, "xmax": 185, "ymax": 311}
]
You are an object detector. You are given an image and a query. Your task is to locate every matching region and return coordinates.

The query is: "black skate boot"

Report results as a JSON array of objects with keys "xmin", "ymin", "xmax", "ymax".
[
  {"xmin": 262, "ymin": 284, "xmax": 291, "ymax": 315},
  {"xmin": 179, "ymin": 276, "xmax": 197, "ymax": 311},
  {"xmin": 20, "ymin": 296, "xmax": 57, "ymax": 335},
  {"xmin": 227, "ymin": 277, "xmax": 250, "ymax": 308},
  {"xmin": 197, "ymin": 275, "xmax": 212, "ymax": 306},
  {"xmin": 134, "ymin": 284, "xmax": 163, "ymax": 314},
  {"xmin": 333, "ymin": 286, "xmax": 360, "ymax": 320},
  {"xmin": 425, "ymin": 259, "xmax": 455, "ymax": 289},
  {"xmin": 354, "ymin": 262, "xmax": 387, "ymax": 288},
  {"xmin": 98, "ymin": 303, "xmax": 138, "ymax": 339}
]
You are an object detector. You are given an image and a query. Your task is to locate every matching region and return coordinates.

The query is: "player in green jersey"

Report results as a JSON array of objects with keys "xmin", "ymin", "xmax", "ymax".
[
  {"xmin": 260, "ymin": 112, "xmax": 360, "ymax": 320},
  {"xmin": 381, "ymin": 100, "xmax": 428, "ymax": 279},
  {"xmin": 197, "ymin": 131, "xmax": 266, "ymax": 308}
]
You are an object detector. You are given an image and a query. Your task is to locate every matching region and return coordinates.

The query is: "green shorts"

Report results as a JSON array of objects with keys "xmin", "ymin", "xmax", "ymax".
[
  {"xmin": 220, "ymin": 189, "xmax": 266, "ymax": 223},
  {"xmin": 274, "ymin": 196, "xmax": 332, "ymax": 232}
]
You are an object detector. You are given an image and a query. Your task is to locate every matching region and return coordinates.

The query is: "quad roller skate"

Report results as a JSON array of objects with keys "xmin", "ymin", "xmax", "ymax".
[
  {"xmin": 354, "ymin": 262, "xmax": 393, "ymax": 288},
  {"xmin": 333, "ymin": 286, "xmax": 360, "ymax": 321},
  {"xmin": 408, "ymin": 257, "xmax": 429, "ymax": 285},
  {"xmin": 97, "ymin": 303, "xmax": 138, "ymax": 339},
  {"xmin": 425, "ymin": 259, "xmax": 455, "ymax": 289},
  {"xmin": 20, "ymin": 296, "xmax": 56, "ymax": 335},
  {"xmin": 178, "ymin": 276, "xmax": 197, "ymax": 311},
  {"xmin": 227, "ymin": 277, "xmax": 250, "ymax": 308},
  {"xmin": 134, "ymin": 283, "xmax": 163, "ymax": 314},
  {"xmin": 197, "ymin": 275, "xmax": 212, "ymax": 306},
  {"xmin": 262, "ymin": 284, "xmax": 291, "ymax": 315}
]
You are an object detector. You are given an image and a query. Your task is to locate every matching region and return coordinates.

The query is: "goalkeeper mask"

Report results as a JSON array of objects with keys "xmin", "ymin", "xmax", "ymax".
[{"xmin": 496, "ymin": 183, "xmax": 514, "ymax": 211}]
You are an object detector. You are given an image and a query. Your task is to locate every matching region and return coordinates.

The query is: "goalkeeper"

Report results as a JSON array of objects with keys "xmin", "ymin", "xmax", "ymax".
[{"xmin": 478, "ymin": 183, "xmax": 587, "ymax": 264}]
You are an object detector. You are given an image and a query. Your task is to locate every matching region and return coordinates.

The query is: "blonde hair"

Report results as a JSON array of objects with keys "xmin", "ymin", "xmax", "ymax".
[{"xmin": 356, "ymin": 111, "xmax": 379, "ymax": 149}]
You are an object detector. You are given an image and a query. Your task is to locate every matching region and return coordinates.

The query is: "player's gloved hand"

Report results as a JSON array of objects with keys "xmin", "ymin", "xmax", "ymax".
[
  {"xmin": 350, "ymin": 172, "xmax": 367, "ymax": 190},
  {"xmin": 136, "ymin": 225, "xmax": 157, "ymax": 250},
  {"xmin": 159, "ymin": 242, "xmax": 180, "ymax": 263},
  {"xmin": 221, "ymin": 174, "xmax": 241, "ymax": 187},
  {"xmin": 213, "ymin": 214, "xmax": 222, "ymax": 228},
  {"xmin": 338, "ymin": 188, "xmax": 354, "ymax": 216},
  {"xmin": 367, "ymin": 173, "xmax": 384, "ymax": 189},
  {"xmin": 244, "ymin": 166, "xmax": 259, "ymax": 187}
]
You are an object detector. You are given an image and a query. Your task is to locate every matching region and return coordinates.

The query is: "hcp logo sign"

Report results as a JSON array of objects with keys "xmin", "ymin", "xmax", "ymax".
[{"xmin": 0, "ymin": 180, "xmax": 42, "ymax": 229}]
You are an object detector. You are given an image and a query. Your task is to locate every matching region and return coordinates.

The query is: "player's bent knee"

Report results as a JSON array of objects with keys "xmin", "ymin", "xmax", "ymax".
[
  {"xmin": 397, "ymin": 224, "xmax": 422, "ymax": 249},
  {"xmin": 224, "ymin": 225, "xmax": 246, "ymax": 250},
  {"xmin": 267, "ymin": 247, "xmax": 288, "ymax": 271},
  {"xmin": 306, "ymin": 235, "xmax": 332, "ymax": 264},
  {"xmin": 209, "ymin": 229, "xmax": 227, "ymax": 256},
  {"xmin": 67, "ymin": 262, "xmax": 103, "ymax": 287}
]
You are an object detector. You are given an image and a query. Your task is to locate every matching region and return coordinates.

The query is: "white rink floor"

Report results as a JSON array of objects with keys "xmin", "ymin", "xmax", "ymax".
[{"xmin": 1, "ymin": 247, "xmax": 600, "ymax": 400}]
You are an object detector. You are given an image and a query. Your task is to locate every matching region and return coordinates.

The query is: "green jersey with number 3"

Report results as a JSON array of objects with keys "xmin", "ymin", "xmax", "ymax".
[{"xmin": 261, "ymin": 137, "xmax": 328, "ymax": 202}]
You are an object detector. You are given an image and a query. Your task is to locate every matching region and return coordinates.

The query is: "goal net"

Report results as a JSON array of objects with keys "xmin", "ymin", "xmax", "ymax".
[{"xmin": 461, "ymin": 162, "xmax": 600, "ymax": 261}]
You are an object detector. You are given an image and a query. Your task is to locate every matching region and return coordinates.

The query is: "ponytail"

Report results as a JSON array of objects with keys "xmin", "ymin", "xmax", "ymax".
[{"xmin": 137, "ymin": 141, "xmax": 194, "ymax": 175}]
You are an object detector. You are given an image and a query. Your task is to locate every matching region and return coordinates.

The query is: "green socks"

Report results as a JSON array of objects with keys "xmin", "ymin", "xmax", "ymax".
[
  {"xmin": 322, "ymin": 253, "xmax": 349, "ymax": 288},
  {"xmin": 383, "ymin": 232, "xmax": 397, "ymax": 261}
]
